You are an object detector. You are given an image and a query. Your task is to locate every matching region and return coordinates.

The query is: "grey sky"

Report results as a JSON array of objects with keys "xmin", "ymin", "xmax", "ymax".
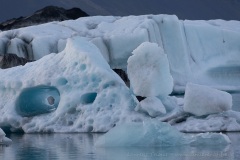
[{"xmin": 0, "ymin": 0, "xmax": 240, "ymax": 22}]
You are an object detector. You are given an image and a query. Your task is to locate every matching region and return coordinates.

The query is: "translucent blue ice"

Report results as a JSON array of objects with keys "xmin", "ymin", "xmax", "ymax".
[
  {"xmin": 95, "ymin": 120, "xmax": 231, "ymax": 147},
  {"xmin": 16, "ymin": 85, "xmax": 60, "ymax": 117}
]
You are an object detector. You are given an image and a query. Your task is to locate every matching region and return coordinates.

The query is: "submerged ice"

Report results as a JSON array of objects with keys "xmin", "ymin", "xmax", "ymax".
[{"xmin": 95, "ymin": 120, "xmax": 231, "ymax": 147}]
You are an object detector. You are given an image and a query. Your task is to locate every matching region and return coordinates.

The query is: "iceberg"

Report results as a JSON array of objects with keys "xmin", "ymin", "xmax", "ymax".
[
  {"xmin": 184, "ymin": 83, "xmax": 232, "ymax": 116},
  {"xmin": 0, "ymin": 15, "xmax": 239, "ymax": 92},
  {"xmin": 0, "ymin": 128, "xmax": 12, "ymax": 146},
  {"xmin": 0, "ymin": 14, "xmax": 240, "ymax": 133},
  {"xmin": 95, "ymin": 120, "xmax": 231, "ymax": 147},
  {"xmin": 135, "ymin": 97, "xmax": 166, "ymax": 117},
  {"xmin": 0, "ymin": 36, "xmax": 145, "ymax": 133},
  {"xmin": 127, "ymin": 42, "xmax": 173, "ymax": 97}
]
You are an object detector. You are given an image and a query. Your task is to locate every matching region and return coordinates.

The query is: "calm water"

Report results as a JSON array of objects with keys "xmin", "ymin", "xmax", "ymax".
[
  {"xmin": 1, "ymin": 93, "xmax": 240, "ymax": 160},
  {"xmin": 0, "ymin": 133, "xmax": 240, "ymax": 160}
]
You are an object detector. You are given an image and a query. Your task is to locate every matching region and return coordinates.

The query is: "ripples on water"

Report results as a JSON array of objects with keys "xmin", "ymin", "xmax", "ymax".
[
  {"xmin": 1, "ymin": 133, "xmax": 240, "ymax": 160},
  {"xmin": 1, "ymin": 93, "xmax": 240, "ymax": 160}
]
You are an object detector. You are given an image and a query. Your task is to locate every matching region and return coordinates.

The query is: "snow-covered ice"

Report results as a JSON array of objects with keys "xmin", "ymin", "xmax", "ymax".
[
  {"xmin": 0, "ymin": 14, "xmax": 240, "ymax": 133},
  {"xmin": 0, "ymin": 128, "xmax": 12, "ymax": 146},
  {"xmin": 95, "ymin": 120, "xmax": 231, "ymax": 147},
  {"xmin": 0, "ymin": 36, "xmax": 146, "ymax": 133},
  {"xmin": 0, "ymin": 15, "xmax": 240, "ymax": 92},
  {"xmin": 127, "ymin": 42, "xmax": 173, "ymax": 97},
  {"xmin": 184, "ymin": 83, "xmax": 232, "ymax": 116},
  {"xmin": 135, "ymin": 97, "xmax": 166, "ymax": 117}
]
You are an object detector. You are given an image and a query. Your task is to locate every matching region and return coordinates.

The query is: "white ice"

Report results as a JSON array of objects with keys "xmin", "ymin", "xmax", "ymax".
[
  {"xmin": 184, "ymin": 83, "xmax": 232, "ymax": 116},
  {"xmin": 135, "ymin": 97, "xmax": 166, "ymax": 117},
  {"xmin": 0, "ymin": 128, "xmax": 12, "ymax": 146},
  {"xmin": 0, "ymin": 37, "xmax": 146, "ymax": 133},
  {"xmin": 175, "ymin": 110, "xmax": 240, "ymax": 132},
  {"xmin": 127, "ymin": 42, "xmax": 173, "ymax": 97},
  {"xmin": 0, "ymin": 15, "xmax": 240, "ymax": 92},
  {"xmin": 0, "ymin": 14, "xmax": 240, "ymax": 133},
  {"xmin": 95, "ymin": 120, "xmax": 231, "ymax": 147}
]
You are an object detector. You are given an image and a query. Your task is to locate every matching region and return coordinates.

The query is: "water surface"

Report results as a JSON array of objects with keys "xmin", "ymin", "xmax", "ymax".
[{"xmin": 0, "ymin": 132, "xmax": 239, "ymax": 160}]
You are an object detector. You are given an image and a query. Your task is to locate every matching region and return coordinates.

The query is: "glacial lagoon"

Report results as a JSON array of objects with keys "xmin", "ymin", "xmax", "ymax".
[{"xmin": 1, "ymin": 133, "xmax": 240, "ymax": 160}]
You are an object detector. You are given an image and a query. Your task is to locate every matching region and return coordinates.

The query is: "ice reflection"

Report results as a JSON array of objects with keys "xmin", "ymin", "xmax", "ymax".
[
  {"xmin": 0, "ymin": 133, "xmax": 238, "ymax": 160},
  {"xmin": 96, "ymin": 145, "xmax": 233, "ymax": 160}
]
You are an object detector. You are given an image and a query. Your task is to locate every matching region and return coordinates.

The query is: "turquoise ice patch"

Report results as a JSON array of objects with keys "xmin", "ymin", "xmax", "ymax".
[{"xmin": 16, "ymin": 85, "xmax": 60, "ymax": 117}]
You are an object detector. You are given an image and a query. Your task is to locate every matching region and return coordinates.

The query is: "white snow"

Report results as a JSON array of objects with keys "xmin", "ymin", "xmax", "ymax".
[
  {"xmin": 0, "ymin": 128, "xmax": 12, "ymax": 146},
  {"xmin": 127, "ymin": 42, "xmax": 173, "ymax": 97},
  {"xmin": 184, "ymin": 83, "xmax": 232, "ymax": 116},
  {"xmin": 95, "ymin": 120, "xmax": 231, "ymax": 147},
  {"xmin": 135, "ymin": 97, "xmax": 166, "ymax": 117}
]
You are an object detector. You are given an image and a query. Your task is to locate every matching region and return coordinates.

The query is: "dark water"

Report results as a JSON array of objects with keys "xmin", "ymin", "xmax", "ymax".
[{"xmin": 1, "ymin": 93, "xmax": 240, "ymax": 160}]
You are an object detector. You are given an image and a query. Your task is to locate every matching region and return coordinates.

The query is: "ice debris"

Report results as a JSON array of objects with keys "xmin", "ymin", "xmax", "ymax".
[{"xmin": 184, "ymin": 83, "xmax": 232, "ymax": 116}]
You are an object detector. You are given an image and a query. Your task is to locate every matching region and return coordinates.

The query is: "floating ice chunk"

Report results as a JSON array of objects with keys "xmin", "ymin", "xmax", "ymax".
[
  {"xmin": 127, "ymin": 42, "xmax": 173, "ymax": 97},
  {"xmin": 95, "ymin": 120, "xmax": 188, "ymax": 147},
  {"xmin": 159, "ymin": 96, "xmax": 180, "ymax": 112},
  {"xmin": 135, "ymin": 97, "xmax": 166, "ymax": 117},
  {"xmin": 95, "ymin": 120, "xmax": 231, "ymax": 147},
  {"xmin": 184, "ymin": 83, "xmax": 232, "ymax": 116},
  {"xmin": 16, "ymin": 85, "xmax": 60, "ymax": 117},
  {"xmin": 0, "ymin": 128, "xmax": 12, "ymax": 146},
  {"xmin": 175, "ymin": 110, "xmax": 240, "ymax": 132},
  {"xmin": 190, "ymin": 132, "xmax": 231, "ymax": 146}
]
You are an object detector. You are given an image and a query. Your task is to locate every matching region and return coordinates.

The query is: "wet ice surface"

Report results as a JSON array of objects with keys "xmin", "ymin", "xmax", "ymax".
[{"xmin": 0, "ymin": 133, "xmax": 239, "ymax": 160}]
